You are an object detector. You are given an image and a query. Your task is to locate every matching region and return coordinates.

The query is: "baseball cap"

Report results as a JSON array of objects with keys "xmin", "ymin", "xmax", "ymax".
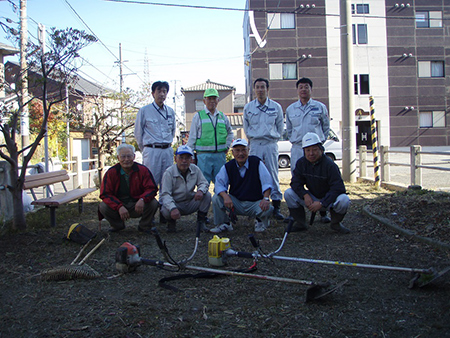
[
  {"xmin": 176, "ymin": 145, "xmax": 194, "ymax": 156},
  {"xmin": 203, "ymin": 88, "xmax": 219, "ymax": 98},
  {"xmin": 231, "ymin": 138, "xmax": 248, "ymax": 148}
]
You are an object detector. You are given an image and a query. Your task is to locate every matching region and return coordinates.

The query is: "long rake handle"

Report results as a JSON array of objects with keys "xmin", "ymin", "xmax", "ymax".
[
  {"xmin": 78, "ymin": 238, "xmax": 106, "ymax": 266},
  {"xmin": 71, "ymin": 239, "xmax": 92, "ymax": 265},
  {"xmin": 271, "ymin": 255, "xmax": 433, "ymax": 274}
]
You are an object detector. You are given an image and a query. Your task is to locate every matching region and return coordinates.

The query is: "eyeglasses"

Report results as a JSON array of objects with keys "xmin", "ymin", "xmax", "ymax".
[{"xmin": 119, "ymin": 154, "xmax": 134, "ymax": 159}]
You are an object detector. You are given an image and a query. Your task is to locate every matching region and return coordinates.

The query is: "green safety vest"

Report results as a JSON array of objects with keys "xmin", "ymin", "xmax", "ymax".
[{"xmin": 195, "ymin": 110, "xmax": 228, "ymax": 152}]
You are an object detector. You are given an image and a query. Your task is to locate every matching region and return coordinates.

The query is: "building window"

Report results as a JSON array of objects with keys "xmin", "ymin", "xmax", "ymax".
[
  {"xmin": 354, "ymin": 74, "xmax": 370, "ymax": 95},
  {"xmin": 418, "ymin": 61, "xmax": 444, "ymax": 77},
  {"xmin": 269, "ymin": 63, "xmax": 297, "ymax": 80},
  {"xmin": 267, "ymin": 13, "xmax": 295, "ymax": 29},
  {"xmin": 416, "ymin": 11, "xmax": 442, "ymax": 28},
  {"xmin": 352, "ymin": 4, "xmax": 370, "ymax": 14},
  {"xmin": 352, "ymin": 24, "xmax": 368, "ymax": 44},
  {"xmin": 419, "ymin": 111, "xmax": 445, "ymax": 128},
  {"xmin": 195, "ymin": 99, "xmax": 204, "ymax": 111}
]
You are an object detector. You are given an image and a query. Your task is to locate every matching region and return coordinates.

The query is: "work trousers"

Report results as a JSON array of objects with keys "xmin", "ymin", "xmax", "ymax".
[
  {"xmin": 212, "ymin": 194, "xmax": 273, "ymax": 227},
  {"xmin": 248, "ymin": 140, "xmax": 282, "ymax": 201},
  {"xmin": 284, "ymin": 188, "xmax": 350, "ymax": 214},
  {"xmin": 160, "ymin": 192, "xmax": 212, "ymax": 220},
  {"xmin": 142, "ymin": 147, "xmax": 173, "ymax": 187},
  {"xmin": 196, "ymin": 152, "xmax": 226, "ymax": 184},
  {"xmin": 99, "ymin": 199, "xmax": 158, "ymax": 230},
  {"xmin": 290, "ymin": 144, "xmax": 304, "ymax": 174}
]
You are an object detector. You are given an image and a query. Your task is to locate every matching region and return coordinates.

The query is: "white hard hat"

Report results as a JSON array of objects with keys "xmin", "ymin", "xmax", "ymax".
[{"xmin": 302, "ymin": 132, "xmax": 322, "ymax": 148}]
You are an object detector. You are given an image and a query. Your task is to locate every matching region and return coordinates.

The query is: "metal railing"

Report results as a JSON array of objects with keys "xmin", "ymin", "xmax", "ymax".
[
  {"xmin": 61, "ymin": 156, "xmax": 99, "ymax": 189},
  {"xmin": 358, "ymin": 145, "xmax": 450, "ymax": 189}
]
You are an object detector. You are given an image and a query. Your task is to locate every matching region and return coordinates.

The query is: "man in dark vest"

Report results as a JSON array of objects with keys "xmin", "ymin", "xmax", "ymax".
[
  {"xmin": 187, "ymin": 88, "xmax": 234, "ymax": 184},
  {"xmin": 210, "ymin": 138, "xmax": 274, "ymax": 233}
]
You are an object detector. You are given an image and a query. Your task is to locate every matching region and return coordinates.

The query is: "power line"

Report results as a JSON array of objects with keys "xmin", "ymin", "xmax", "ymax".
[
  {"xmin": 101, "ymin": 0, "xmax": 450, "ymax": 22},
  {"xmin": 102, "ymin": 0, "xmax": 248, "ymax": 12},
  {"xmin": 63, "ymin": 0, "xmax": 119, "ymax": 61}
]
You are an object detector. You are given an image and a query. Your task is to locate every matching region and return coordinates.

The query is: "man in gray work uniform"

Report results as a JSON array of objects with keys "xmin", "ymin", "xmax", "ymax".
[
  {"xmin": 134, "ymin": 81, "xmax": 176, "ymax": 223},
  {"xmin": 134, "ymin": 81, "xmax": 176, "ymax": 187},
  {"xmin": 244, "ymin": 78, "xmax": 285, "ymax": 220},
  {"xmin": 285, "ymin": 77, "xmax": 331, "ymax": 223}
]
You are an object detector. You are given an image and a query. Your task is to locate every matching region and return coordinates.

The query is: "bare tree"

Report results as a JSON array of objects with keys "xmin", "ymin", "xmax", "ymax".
[{"xmin": 0, "ymin": 28, "xmax": 96, "ymax": 230}]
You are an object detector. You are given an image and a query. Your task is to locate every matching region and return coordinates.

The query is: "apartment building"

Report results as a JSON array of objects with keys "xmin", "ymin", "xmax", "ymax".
[{"xmin": 243, "ymin": 0, "xmax": 449, "ymax": 147}]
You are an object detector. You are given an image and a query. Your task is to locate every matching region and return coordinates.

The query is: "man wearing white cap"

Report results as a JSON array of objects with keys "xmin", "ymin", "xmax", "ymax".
[
  {"xmin": 160, "ymin": 145, "xmax": 211, "ymax": 233},
  {"xmin": 187, "ymin": 88, "xmax": 234, "ymax": 184},
  {"xmin": 210, "ymin": 138, "xmax": 274, "ymax": 233},
  {"xmin": 244, "ymin": 78, "xmax": 285, "ymax": 220},
  {"xmin": 284, "ymin": 132, "xmax": 351, "ymax": 234}
]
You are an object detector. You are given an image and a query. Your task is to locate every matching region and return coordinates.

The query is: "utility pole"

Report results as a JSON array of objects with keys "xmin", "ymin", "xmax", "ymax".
[
  {"xmin": 38, "ymin": 24, "xmax": 49, "ymax": 175},
  {"xmin": 117, "ymin": 43, "xmax": 126, "ymax": 143},
  {"xmin": 340, "ymin": 0, "xmax": 356, "ymax": 182},
  {"xmin": 66, "ymin": 84, "xmax": 70, "ymax": 168},
  {"xmin": 19, "ymin": 0, "xmax": 29, "ymax": 158}
]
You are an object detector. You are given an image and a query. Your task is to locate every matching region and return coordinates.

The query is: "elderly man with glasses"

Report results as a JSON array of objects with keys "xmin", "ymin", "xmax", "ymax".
[{"xmin": 99, "ymin": 144, "xmax": 159, "ymax": 233}]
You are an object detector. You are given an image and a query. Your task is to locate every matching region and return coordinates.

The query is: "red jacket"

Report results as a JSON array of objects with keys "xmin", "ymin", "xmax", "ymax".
[{"xmin": 100, "ymin": 162, "xmax": 158, "ymax": 211}]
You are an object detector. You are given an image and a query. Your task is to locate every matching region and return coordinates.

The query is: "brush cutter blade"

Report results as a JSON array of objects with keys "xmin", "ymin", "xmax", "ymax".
[
  {"xmin": 410, "ymin": 266, "xmax": 450, "ymax": 288},
  {"xmin": 305, "ymin": 280, "xmax": 348, "ymax": 302}
]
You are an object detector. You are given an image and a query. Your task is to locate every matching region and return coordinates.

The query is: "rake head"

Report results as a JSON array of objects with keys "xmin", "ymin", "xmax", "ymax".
[{"xmin": 40, "ymin": 264, "xmax": 101, "ymax": 281}]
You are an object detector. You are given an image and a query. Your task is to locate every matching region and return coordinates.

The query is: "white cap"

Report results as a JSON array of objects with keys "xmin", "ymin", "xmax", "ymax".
[
  {"xmin": 176, "ymin": 145, "xmax": 194, "ymax": 156},
  {"xmin": 302, "ymin": 132, "xmax": 322, "ymax": 148},
  {"xmin": 231, "ymin": 138, "xmax": 248, "ymax": 147}
]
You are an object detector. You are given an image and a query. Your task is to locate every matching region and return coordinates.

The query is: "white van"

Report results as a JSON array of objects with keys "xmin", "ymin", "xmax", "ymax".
[{"xmin": 278, "ymin": 129, "xmax": 342, "ymax": 168}]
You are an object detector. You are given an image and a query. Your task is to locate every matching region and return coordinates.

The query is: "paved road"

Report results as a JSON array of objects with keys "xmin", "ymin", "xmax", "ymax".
[{"xmin": 280, "ymin": 146, "xmax": 450, "ymax": 191}]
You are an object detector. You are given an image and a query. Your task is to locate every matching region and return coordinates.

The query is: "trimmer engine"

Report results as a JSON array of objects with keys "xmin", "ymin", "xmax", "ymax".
[
  {"xmin": 208, "ymin": 235, "xmax": 231, "ymax": 266},
  {"xmin": 115, "ymin": 242, "xmax": 142, "ymax": 273}
]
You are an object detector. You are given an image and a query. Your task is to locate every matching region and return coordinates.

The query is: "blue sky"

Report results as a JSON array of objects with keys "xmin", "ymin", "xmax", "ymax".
[{"xmin": 0, "ymin": 0, "xmax": 247, "ymax": 95}]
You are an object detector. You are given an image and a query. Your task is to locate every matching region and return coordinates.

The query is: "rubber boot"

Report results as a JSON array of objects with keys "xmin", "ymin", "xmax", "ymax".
[
  {"xmin": 330, "ymin": 209, "xmax": 350, "ymax": 234},
  {"xmin": 287, "ymin": 207, "xmax": 307, "ymax": 232},
  {"xmin": 197, "ymin": 211, "xmax": 209, "ymax": 233},
  {"xmin": 167, "ymin": 219, "xmax": 177, "ymax": 233},
  {"xmin": 272, "ymin": 200, "xmax": 285, "ymax": 220},
  {"xmin": 320, "ymin": 210, "xmax": 331, "ymax": 223}
]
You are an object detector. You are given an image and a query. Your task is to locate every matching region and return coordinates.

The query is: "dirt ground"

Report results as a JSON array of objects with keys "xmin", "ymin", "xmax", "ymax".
[{"xmin": 1, "ymin": 181, "xmax": 449, "ymax": 338}]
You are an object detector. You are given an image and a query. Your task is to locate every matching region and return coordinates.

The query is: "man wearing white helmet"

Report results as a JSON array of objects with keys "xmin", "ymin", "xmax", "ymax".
[
  {"xmin": 284, "ymin": 132, "xmax": 351, "ymax": 234},
  {"xmin": 285, "ymin": 77, "xmax": 331, "ymax": 223}
]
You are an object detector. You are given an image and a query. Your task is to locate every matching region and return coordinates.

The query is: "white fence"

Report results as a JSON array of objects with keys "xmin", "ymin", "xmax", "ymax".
[{"xmin": 358, "ymin": 145, "xmax": 450, "ymax": 190}]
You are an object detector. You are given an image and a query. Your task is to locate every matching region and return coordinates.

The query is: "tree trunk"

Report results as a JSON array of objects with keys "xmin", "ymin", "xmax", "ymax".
[
  {"xmin": 11, "ymin": 185, "xmax": 26, "ymax": 231},
  {"xmin": 7, "ymin": 163, "xmax": 27, "ymax": 231}
]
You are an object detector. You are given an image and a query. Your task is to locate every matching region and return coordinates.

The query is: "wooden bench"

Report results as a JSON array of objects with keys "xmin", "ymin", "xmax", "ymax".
[{"xmin": 24, "ymin": 170, "xmax": 97, "ymax": 227}]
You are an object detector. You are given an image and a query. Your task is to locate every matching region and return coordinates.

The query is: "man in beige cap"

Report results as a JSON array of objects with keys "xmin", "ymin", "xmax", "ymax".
[
  {"xmin": 159, "ymin": 145, "xmax": 211, "ymax": 233},
  {"xmin": 187, "ymin": 88, "xmax": 234, "ymax": 184}
]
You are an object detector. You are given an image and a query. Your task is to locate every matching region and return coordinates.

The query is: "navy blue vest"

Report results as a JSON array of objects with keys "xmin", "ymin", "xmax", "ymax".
[{"xmin": 225, "ymin": 156, "xmax": 263, "ymax": 202}]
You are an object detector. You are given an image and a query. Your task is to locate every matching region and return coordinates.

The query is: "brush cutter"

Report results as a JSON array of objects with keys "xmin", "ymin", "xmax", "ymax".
[
  {"xmin": 222, "ymin": 221, "xmax": 450, "ymax": 288},
  {"xmin": 114, "ymin": 221, "xmax": 344, "ymax": 302}
]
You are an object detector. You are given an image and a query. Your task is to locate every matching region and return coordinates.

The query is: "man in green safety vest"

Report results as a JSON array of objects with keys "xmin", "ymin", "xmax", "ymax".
[{"xmin": 187, "ymin": 88, "xmax": 234, "ymax": 184}]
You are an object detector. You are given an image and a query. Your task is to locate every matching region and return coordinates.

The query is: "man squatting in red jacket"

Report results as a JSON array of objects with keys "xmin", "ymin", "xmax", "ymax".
[{"xmin": 99, "ymin": 143, "xmax": 159, "ymax": 232}]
